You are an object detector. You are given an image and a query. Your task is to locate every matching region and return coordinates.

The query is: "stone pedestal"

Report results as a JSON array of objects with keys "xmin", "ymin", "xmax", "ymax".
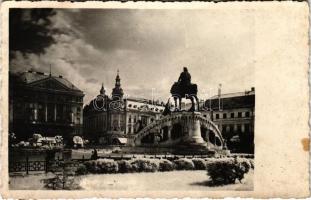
[
  {"xmin": 180, "ymin": 112, "xmax": 207, "ymax": 148},
  {"xmin": 187, "ymin": 118, "xmax": 205, "ymax": 144}
]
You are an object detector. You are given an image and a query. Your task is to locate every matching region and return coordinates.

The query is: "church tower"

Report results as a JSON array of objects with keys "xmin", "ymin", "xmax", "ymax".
[{"xmin": 112, "ymin": 70, "xmax": 124, "ymax": 100}]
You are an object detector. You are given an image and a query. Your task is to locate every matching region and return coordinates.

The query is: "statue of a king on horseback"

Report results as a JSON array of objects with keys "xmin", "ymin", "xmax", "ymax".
[{"xmin": 169, "ymin": 67, "xmax": 199, "ymax": 112}]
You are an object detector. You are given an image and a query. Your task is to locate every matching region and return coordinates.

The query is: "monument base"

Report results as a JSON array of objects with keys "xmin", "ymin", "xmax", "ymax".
[
  {"xmin": 182, "ymin": 112, "xmax": 207, "ymax": 146},
  {"xmin": 173, "ymin": 143, "xmax": 214, "ymax": 155}
]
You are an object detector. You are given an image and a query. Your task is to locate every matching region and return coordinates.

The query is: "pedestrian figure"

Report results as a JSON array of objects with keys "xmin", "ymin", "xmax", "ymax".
[{"xmin": 91, "ymin": 148, "xmax": 98, "ymax": 160}]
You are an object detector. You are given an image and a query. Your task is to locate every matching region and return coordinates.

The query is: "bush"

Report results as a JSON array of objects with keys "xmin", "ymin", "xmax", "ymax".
[
  {"xmin": 84, "ymin": 159, "xmax": 118, "ymax": 174},
  {"xmin": 42, "ymin": 173, "xmax": 80, "ymax": 190},
  {"xmin": 192, "ymin": 158, "xmax": 207, "ymax": 170},
  {"xmin": 42, "ymin": 162, "xmax": 80, "ymax": 190},
  {"xmin": 84, "ymin": 160, "xmax": 100, "ymax": 173},
  {"xmin": 97, "ymin": 159, "xmax": 119, "ymax": 173},
  {"xmin": 158, "ymin": 159, "xmax": 175, "ymax": 171},
  {"xmin": 130, "ymin": 159, "xmax": 159, "ymax": 172},
  {"xmin": 173, "ymin": 158, "xmax": 195, "ymax": 170},
  {"xmin": 249, "ymin": 159, "xmax": 254, "ymax": 169},
  {"xmin": 75, "ymin": 164, "xmax": 88, "ymax": 175},
  {"xmin": 206, "ymin": 158, "xmax": 250, "ymax": 185},
  {"xmin": 235, "ymin": 158, "xmax": 251, "ymax": 173},
  {"xmin": 117, "ymin": 160, "xmax": 133, "ymax": 173}
]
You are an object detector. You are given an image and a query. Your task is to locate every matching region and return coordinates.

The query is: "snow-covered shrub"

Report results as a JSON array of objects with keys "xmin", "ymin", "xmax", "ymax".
[
  {"xmin": 173, "ymin": 158, "xmax": 195, "ymax": 170},
  {"xmin": 192, "ymin": 158, "xmax": 207, "ymax": 170},
  {"xmin": 158, "ymin": 159, "xmax": 175, "ymax": 171}
]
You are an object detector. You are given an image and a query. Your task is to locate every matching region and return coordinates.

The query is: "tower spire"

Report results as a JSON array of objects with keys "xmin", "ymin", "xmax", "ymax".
[
  {"xmin": 115, "ymin": 69, "xmax": 121, "ymax": 87},
  {"xmin": 112, "ymin": 69, "xmax": 124, "ymax": 99},
  {"xmin": 100, "ymin": 82, "xmax": 106, "ymax": 95}
]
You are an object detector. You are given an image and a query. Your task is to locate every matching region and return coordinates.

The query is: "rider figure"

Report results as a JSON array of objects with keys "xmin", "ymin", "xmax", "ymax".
[{"xmin": 178, "ymin": 67, "xmax": 191, "ymax": 87}]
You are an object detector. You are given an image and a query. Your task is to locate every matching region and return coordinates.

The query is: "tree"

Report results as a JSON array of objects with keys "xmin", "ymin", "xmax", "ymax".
[
  {"xmin": 9, "ymin": 132, "xmax": 17, "ymax": 147},
  {"xmin": 9, "ymin": 9, "xmax": 57, "ymax": 59}
]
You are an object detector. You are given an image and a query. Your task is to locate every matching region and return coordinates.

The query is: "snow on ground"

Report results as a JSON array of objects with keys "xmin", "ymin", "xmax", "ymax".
[
  {"xmin": 79, "ymin": 170, "xmax": 253, "ymax": 191},
  {"xmin": 10, "ymin": 170, "xmax": 253, "ymax": 191}
]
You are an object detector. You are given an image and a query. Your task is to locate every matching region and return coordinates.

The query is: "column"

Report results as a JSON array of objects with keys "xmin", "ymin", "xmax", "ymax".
[
  {"xmin": 54, "ymin": 104, "xmax": 57, "ymax": 122},
  {"xmin": 167, "ymin": 127, "xmax": 171, "ymax": 141},
  {"xmin": 160, "ymin": 129, "xmax": 164, "ymax": 140},
  {"xmin": 45, "ymin": 104, "xmax": 48, "ymax": 122},
  {"xmin": 71, "ymin": 112, "xmax": 74, "ymax": 124},
  {"xmin": 33, "ymin": 108, "xmax": 38, "ymax": 121}
]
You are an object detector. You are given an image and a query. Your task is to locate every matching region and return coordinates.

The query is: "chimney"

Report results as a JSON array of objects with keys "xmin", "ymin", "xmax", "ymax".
[
  {"xmin": 59, "ymin": 75, "xmax": 63, "ymax": 78},
  {"xmin": 251, "ymin": 87, "xmax": 255, "ymax": 91}
]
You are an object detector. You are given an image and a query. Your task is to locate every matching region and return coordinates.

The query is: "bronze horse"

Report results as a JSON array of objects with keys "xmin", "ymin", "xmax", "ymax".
[{"xmin": 170, "ymin": 82, "xmax": 199, "ymax": 112}]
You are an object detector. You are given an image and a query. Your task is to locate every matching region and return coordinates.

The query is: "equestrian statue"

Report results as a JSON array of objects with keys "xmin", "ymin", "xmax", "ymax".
[{"xmin": 167, "ymin": 67, "xmax": 199, "ymax": 113}]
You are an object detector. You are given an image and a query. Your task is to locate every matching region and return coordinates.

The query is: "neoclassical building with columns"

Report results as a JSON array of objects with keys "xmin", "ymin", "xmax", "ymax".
[
  {"xmin": 9, "ymin": 70, "xmax": 84, "ymax": 142},
  {"xmin": 83, "ymin": 71, "xmax": 165, "ymax": 145}
]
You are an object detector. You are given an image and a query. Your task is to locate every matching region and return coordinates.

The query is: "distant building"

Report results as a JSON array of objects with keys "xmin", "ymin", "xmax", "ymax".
[
  {"xmin": 83, "ymin": 71, "xmax": 165, "ymax": 145},
  {"xmin": 203, "ymin": 87, "xmax": 255, "ymax": 153},
  {"xmin": 9, "ymin": 70, "xmax": 84, "ymax": 143}
]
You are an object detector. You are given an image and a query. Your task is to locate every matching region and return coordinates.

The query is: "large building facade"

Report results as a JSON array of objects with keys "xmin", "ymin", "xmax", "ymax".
[
  {"xmin": 203, "ymin": 87, "xmax": 255, "ymax": 153},
  {"xmin": 9, "ymin": 70, "xmax": 84, "ymax": 142},
  {"xmin": 83, "ymin": 71, "xmax": 165, "ymax": 145}
]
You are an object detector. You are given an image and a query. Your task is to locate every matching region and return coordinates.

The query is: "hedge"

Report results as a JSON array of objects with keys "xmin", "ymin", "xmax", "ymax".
[
  {"xmin": 173, "ymin": 158, "xmax": 195, "ymax": 170},
  {"xmin": 75, "ymin": 164, "xmax": 88, "ymax": 175},
  {"xmin": 117, "ymin": 160, "xmax": 133, "ymax": 173},
  {"xmin": 192, "ymin": 158, "xmax": 207, "ymax": 170},
  {"xmin": 76, "ymin": 157, "xmax": 254, "ymax": 176},
  {"xmin": 130, "ymin": 158, "xmax": 159, "ymax": 172},
  {"xmin": 84, "ymin": 159, "xmax": 118, "ymax": 174},
  {"xmin": 158, "ymin": 159, "xmax": 175, "ymax": 171}
]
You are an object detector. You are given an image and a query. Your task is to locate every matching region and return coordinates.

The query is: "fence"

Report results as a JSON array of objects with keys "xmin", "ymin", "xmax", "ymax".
[{"xmin": 9, "ymin": 156, "xmax": 89, "ymax": 174}]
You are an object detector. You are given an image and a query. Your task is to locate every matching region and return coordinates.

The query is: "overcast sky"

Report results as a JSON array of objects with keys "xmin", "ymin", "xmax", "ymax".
[{"xmin": 10, "ymin": 9, "xmax": 255, "ymax": 104}]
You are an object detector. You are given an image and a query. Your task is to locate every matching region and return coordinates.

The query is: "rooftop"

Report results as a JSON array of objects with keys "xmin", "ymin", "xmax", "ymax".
[
  {"xmin": 10, "ymin": 70, "xmax": 82, "ymax": 91},
  {"xmin": 205, "ymin": 88, "xmax": 255, "ymax": 110},
  {"xmin": 209, "ymin": 88, "xmax": 255, "ymax": 100}
]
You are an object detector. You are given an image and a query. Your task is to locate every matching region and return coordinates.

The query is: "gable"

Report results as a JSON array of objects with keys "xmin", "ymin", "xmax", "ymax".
[{"xmin": 28, "ymin": 77, "xmax": 72, "ymax": 91}]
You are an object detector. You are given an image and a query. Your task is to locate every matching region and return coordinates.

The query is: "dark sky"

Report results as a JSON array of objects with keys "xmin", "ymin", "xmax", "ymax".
[{"xmin": 10, "ymin": 9, "xmax": 255, "ymax": 104}]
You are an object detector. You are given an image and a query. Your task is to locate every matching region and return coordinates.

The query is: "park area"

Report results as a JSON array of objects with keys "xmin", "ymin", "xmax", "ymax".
[
  {"xmin": 10, "ymin": 170, "xmax": 253, "ymax": 191},
  {"xmin": 9, "ymin": 157, "xmax": 254, "ymax": 191}
]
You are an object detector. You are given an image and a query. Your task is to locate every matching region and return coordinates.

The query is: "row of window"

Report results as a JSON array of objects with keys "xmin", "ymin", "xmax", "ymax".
[
  {"xmin": 27, "ymin": 103, "xmax": 81, "ymax": 113},
  {"xmin": 221, "ymin": 123, "xmax": 251, "ymax": 133},
  {"xmin": 84, "ymin": 115, "xmax": 107, "ymax": 130},
  {"xmin": 127, "ymin": 104, "xmax": 164, "ymax": 112},
  {"xmin": 128, "ymin": 115, "xmax": 156, "ymax": 124},
  {"xmin": 19, "ymin": 94, "xmax": 83, "ymax": 103},
  {"xmin": 215, "ymin": 111, "xmax": 251, "ymax": 119}
]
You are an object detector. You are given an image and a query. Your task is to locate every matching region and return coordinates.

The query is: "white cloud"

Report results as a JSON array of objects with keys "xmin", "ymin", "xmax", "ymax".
[{"xmin": 10, "ymin": 9, "xmax": 255, "ymax": 104}]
